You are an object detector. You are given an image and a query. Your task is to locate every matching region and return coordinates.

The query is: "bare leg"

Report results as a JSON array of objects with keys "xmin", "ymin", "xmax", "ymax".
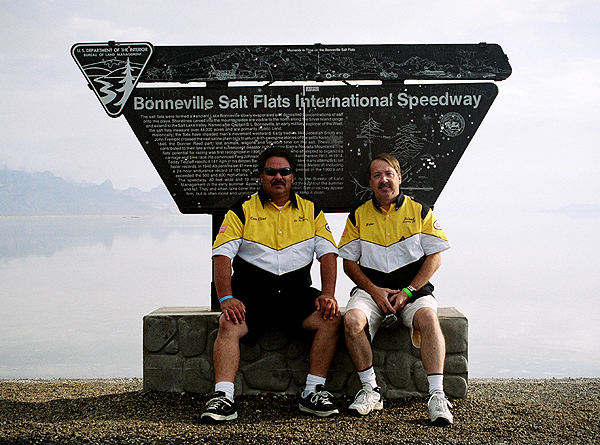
[
  {"xmin": 413, "ymin": 307, "xmax": 445, "ymax": 375},
  {"xmin": 213, "ymin": 316, "xmax": 249, "ymax": 383},
  {"xmin": 302, "ymin": 311, "xmax": 341, "ymax": 377},
  {"xmin": 343, "ymin": 308, "xmax": 373, "ymax": 371}
]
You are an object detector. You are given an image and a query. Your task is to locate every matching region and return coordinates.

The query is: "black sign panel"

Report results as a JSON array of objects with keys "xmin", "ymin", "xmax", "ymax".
[
  {"xmin": 140, "ymin": 43, "xmax": 511, "ymax": 83},
  {"xmin": 123, "ymin": 83, "xmax": 497, "ymax": 213}
]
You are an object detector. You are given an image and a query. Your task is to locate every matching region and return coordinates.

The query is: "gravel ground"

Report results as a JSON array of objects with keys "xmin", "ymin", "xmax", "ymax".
[{"xmin": 0, "ymin": 378, "xmax": 598, "ymax": 444}]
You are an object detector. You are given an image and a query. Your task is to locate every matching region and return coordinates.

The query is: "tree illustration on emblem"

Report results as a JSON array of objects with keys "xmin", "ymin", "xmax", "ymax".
[{"xmin": 115, "ymin": 58, "xmax": 135, "ymax": 108}]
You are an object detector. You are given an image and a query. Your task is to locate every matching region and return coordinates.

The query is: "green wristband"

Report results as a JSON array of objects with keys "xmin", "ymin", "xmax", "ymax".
[{"xmin": 402, "ymin": 287, "xmax": 413, "ymax": 299}]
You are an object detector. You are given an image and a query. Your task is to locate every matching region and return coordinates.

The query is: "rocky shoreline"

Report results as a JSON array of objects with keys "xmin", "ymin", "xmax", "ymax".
[{"xmin": 1, "ymin": 378, "xmax": 598, "ymax": 444}]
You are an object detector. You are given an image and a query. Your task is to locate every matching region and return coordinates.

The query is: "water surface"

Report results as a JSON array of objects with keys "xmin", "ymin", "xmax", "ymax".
[{"xmin": 1, "ymin": 213, "xmax": 598, "ymax": 379}]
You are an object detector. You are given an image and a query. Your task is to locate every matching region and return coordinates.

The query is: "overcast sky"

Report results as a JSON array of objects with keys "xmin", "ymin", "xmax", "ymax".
[
  {"xmin": 1, "ymin": 0, "xmax": 597, "ymax": 203},
  {"xmin": 2, "ymin": 1, "xmax": 600, "ymax": 376}
]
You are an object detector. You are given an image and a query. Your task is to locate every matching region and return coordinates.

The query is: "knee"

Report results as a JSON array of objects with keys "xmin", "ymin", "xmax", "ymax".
[
  {"xmin": 323, "ymin": 313, "xmax": 342, "ymax": 333},
  {"xmin": 414, "ymin": 308, "xmax": 441, "ymax": 333},
  {"xmin": 217, "ymin": 315, "xmax": 247, "ymax": 339},
  {"xmin": 343, "ymin": 309, "xmax": 367, "ymax": 337},
  {"xmin": 218, "ymin": 314, "xmax": 233, "ymax": 330},
  {"xmin": 308, "ymin": 311, "xmax": 342, "ymax": 334}
]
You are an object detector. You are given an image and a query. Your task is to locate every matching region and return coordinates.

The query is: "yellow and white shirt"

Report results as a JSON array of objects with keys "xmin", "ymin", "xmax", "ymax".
[
  {"xmin": 338, "ymin": 194, "xmax": 450, "ymax": 294},
  {"xmin": 212, "ymin": 189, "xmax": 337, "ymax": 287}
]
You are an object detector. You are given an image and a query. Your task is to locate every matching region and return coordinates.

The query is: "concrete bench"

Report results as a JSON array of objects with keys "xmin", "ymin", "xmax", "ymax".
[{"xmin": 143, "ymin": 307, "xmax": 468, "ymax": 399}]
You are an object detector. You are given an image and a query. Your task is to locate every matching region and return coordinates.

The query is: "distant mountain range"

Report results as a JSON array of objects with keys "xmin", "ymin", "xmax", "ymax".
[{"xmin": 0, "ymin": 169, "xmax": 178, "ymax": 216}]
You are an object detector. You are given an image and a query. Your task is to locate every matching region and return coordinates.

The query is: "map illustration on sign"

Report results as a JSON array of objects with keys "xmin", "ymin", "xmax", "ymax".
[{"xmin": 71, "ymin": 42, "xmax": 154, "ymax": 117}]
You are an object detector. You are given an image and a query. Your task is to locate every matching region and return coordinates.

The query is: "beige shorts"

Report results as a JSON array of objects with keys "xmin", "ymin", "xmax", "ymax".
[{"xmin": 345, "ymin": 287, "xmax": 438, "ymax": 348}]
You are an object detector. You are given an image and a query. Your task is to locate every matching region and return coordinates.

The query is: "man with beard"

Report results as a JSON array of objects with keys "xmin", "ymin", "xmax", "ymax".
[
  {"xmin": 338, "ymin": 153, "xmax": 454, "ymax": 425},
  {"xmin": 201, "ymin": 145, "xmax": 341, "ymax": 423}
]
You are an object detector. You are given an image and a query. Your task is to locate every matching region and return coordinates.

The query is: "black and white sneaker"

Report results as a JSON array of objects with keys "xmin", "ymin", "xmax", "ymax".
[
  {"xmin": 200, "ymin": 391, "xmax": 238, "ymax": 423},
  {"xmin": 299, "ymin": 384, "xmax": 339, "ymax": 417}
]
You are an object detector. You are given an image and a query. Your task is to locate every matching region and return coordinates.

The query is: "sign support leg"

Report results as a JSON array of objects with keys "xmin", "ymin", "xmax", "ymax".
[{"xmin": 210, "ymin": 212, "xmax": 225, "ymax": 310}]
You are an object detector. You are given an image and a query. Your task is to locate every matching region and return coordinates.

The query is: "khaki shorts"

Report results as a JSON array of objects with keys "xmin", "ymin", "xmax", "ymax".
[{"xmin": 345, "ymin": 287, "xmax": 438, "ymax": 348}]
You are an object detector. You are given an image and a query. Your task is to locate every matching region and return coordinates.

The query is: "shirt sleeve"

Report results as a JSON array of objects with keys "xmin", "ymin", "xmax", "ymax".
[
  {"xmin": 420, "ymin": 209, "xmax": 451, "ymax": 255},
  {"xmin": 314, "ymin": 210, "xmax": 339, "ymax": 259},
  {"xmin": 338, "ymin": 213, "xmax": 362, "ymax": 262},
  {"xmin": 212, "ymin": 209, "xmax": 244, "ymax": 259}
]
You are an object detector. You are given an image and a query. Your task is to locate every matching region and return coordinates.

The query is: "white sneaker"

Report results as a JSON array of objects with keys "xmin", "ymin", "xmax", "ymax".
[
  {"xmin": 428, "ymin": 391, "xmax": 453, "ymax": 426},
  {"xmin": 348, "ymin": 384, "xmax": 383, "ymax": 416}
]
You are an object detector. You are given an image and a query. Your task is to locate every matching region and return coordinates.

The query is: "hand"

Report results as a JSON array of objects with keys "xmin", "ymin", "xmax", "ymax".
[
  {"xmin": 220, "ymin": 297, "xmax": 246, "ymax": 324},
  {"xmin": 369, "ymin": 286, "xmax": 400, "ymax": 314},
  {"xmin": 315, "ymin": 294, "xmax": 340, "ymax": 320},
  {"xmin": 388, "ymin": 289, "xmax": 411, "ymax": 313}
]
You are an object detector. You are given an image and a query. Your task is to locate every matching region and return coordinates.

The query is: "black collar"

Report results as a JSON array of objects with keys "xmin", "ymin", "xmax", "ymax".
[
  {"xmin": 258, "ymin": 187, "xmax": 298, "ymax": 209},
  {"xmin": 372, "ymin": 192, "xmax": 405, "ymax": 212}
]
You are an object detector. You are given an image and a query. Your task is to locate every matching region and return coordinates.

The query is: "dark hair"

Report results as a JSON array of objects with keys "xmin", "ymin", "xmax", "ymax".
[
  {"xmin": 366, "ymin": 153, "xmax": 401, "ymax": 180},
  {"xmin": 257, "ymin": 145, "xmax": 298, "ymax": 173}
]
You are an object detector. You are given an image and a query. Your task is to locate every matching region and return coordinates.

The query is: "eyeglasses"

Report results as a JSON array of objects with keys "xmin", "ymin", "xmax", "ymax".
[{"xmin": 263, "ymin": 167, "xmax": 293, "ymax": 177}]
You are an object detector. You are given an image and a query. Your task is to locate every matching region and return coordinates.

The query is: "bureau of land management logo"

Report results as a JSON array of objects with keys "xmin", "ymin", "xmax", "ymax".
[
  {"xmin": 71, "ymin": 42, "xmax": 154, "ymax": 117},
  {"xmin": 439, "ymin": 112, "xmax": 465, "ymax": 137}
]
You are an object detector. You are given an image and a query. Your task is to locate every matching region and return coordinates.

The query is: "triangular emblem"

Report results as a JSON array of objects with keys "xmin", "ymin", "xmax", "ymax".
[{"xmin": 71, "ymin": 42, "xmax": 153, "ymax": 118}]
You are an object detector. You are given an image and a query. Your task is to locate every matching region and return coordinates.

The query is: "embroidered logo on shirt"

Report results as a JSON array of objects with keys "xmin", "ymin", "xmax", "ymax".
[
  {"xmin": 403, "ymin": 217, "xmax": 416, "ymax": 223},
  {"xmin": 219, "ymin": 224, "xmax": 227, "ymax": 233}
]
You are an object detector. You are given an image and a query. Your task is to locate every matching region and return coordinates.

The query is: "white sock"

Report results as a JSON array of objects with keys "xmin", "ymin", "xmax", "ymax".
[
  {"xmin": 427, "ymin": 374, "xmax": 444, "ymax": 395},
  {"xmin": 215, "ymin": 381, "xmax": 235, "ymax": 402},
  {"xmin": 303, "ymin": 374, "xmax": 326, "ymax": 397},
  {"xmin": 357, "ymin": 366, "xmax": 378, "ymax": 389}
]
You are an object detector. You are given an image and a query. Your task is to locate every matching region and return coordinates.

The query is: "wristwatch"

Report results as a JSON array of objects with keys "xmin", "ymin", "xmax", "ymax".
[{"xmin": 407, "ymin": 285, "xmax": 417, "ymax": 295}]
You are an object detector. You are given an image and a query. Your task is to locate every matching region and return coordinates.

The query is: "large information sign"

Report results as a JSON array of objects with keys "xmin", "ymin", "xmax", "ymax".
[
  {"xmin": 72, "ymin": 42, "xmax": 511, "ymax": 212},
  {"xmin": 124, "ymin": 82, "xmax": 497, "ymax": 212}
]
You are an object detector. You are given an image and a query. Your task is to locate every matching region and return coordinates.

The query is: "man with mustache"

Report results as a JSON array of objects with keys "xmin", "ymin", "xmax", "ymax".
[
  {"xmin": 338, "ymin": 153, "xmax": 454, "ymax": 425},
  {"xmin": 202, "ymin": 145, "xmax": 341, "ymax": 423}
]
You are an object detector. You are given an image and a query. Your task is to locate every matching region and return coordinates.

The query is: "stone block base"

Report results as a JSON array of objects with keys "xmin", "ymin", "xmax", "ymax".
[{"xmin": 143, "ymin": 307, "xmax": 468, "ymax": 399}]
